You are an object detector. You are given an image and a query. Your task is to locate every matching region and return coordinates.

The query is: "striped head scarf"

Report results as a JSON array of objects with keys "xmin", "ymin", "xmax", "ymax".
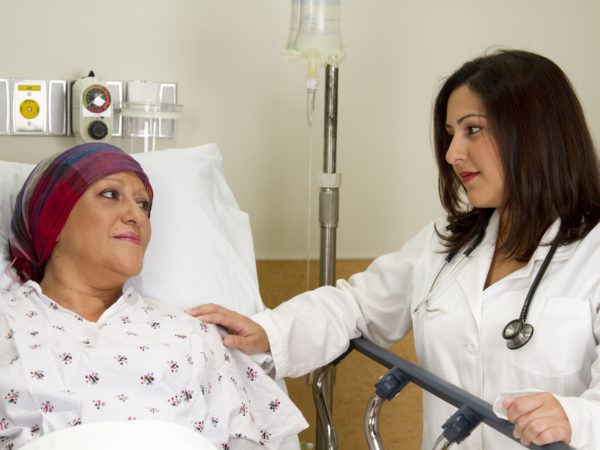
[{"xmin": 8, "ymin": 143, "xmax": 153, "ymax": 283}]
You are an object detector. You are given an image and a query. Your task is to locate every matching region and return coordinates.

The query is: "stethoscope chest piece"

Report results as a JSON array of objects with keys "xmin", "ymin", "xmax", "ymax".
[
  {"xmin": 502, "ymin": 319, "xmax": 534, "ymax": 349},
  {"xmin": 500, "ymin": 244, "xmax": 557, "ymax": 350}
]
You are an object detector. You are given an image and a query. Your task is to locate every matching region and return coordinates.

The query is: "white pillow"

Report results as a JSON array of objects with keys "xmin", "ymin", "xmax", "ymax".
[
  {"xmin": 0, "ymin": 144, "xmax": 265, "ymax": 316},
  {"xmin": 0, "ymin": 160, "xmax": 34, "ymax": 289}
]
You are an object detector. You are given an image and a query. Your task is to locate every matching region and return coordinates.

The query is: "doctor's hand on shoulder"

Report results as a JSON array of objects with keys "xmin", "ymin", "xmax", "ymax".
[
  {"xmin": 186, "ymin": 304, "xmax": 269, "ymax": 355},
  {"xmin": 503, "ymin": 393, "xmax": 572, "ymax": 447}
]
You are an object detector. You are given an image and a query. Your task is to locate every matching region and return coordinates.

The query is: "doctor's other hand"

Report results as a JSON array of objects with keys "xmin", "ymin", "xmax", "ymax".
[
  {"xmin": 185, "ymin": 304, "xmax": 270, "ymax": 355},
  {"xmin": 503, "ymin": 392, "xmax": 572, "ymax": 446}
]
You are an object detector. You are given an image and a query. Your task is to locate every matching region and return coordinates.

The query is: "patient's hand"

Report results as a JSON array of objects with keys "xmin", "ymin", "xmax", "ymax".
[
  {"xmin": 503, "ymin": 392, "xmax": 571, "ymax": 446},
  {"xmin": 185, "ymin": 304, "xmax": 270, "ymax": 355}
]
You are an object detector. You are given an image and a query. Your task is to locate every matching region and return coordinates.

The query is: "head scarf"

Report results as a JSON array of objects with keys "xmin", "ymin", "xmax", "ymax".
[{"xmin": 8, "ymin": 143, "xmax": 153, "ymax": 283}]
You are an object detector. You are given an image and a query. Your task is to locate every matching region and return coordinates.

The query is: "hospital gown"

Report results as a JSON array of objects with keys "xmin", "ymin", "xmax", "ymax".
[{"xmin": 0, "ymin": 281, "xmax": 307, "ymax": 449}]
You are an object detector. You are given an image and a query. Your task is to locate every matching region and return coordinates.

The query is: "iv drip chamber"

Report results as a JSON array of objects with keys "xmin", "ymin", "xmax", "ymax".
[{"xmin": 283, "ymin": 0, "xmax": 345, "ymax": 69}]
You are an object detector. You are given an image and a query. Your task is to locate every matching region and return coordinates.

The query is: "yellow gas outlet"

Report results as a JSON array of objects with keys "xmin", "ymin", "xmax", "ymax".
[
  {"xmin": 19, "ymin": 99, "xmax": 40, "ymax": 119},
  {"xmin": 12, "ymin": 80, "xmax": 46, "ymax": 133}
]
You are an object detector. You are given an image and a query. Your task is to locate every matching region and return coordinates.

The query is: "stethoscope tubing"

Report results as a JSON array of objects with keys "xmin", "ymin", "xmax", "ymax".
[
  {"xmin": 517, "ymin": 244, "xmax": 557, "ymax": 323},
  {"xmin": 414, "ymin": 229, "xmax": 485, "ymax": 313},
  {"xmin": 415, "ymin": 227, "xmax": 557, "ymax": 349}
]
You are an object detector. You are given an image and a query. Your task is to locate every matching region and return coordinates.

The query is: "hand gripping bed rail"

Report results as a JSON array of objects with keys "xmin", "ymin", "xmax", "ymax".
[{"xmin": 320, "ymin": 337, "xmax": 574, "ymax": 450}]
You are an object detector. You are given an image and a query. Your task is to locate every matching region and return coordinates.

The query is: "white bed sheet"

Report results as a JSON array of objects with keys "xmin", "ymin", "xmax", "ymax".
[{"xmin": 18, "ymin": 419, "xmax": 218, "ymax": 450}]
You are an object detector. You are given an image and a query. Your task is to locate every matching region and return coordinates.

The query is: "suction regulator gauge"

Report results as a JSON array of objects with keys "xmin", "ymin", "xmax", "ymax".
[{"xmin": 83, "ymin": 84, "xmax": 111, "ymax": 114}]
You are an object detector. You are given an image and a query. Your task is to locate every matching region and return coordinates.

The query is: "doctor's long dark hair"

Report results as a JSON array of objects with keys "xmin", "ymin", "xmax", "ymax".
[{"xmin": 433, "ymin": 49, "xmax": 600, "ymax": 261}]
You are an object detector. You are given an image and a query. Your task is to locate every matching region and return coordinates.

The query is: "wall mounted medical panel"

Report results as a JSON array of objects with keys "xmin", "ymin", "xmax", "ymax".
[
  {"xmin": 0, "ymin": 79, "xmax": 9, "ymax": 134},
  {"xmin": 48, "ymin": 80, "xmax": 68, "ymax": 135},
  {"xmin": 1, "ymin": 77, "xmax": 178, "ymax": 140},
  {"xmin": 106, "ymin": 80, "xmax": 124, "ymax": 137},
  {"xmin": 12, "ymin": 80, "xmax": 48, "ymax": 134},
  {"xmin": 158, "ymin": 82, "xmax": 177, "ymax": 138},
  {"xmin": 10, "ymin": 79, "xmax": 68, "ymax": 136}
]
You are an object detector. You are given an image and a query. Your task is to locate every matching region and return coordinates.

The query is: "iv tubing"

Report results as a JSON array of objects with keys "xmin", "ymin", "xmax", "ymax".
[
  {"xmin": 306, "ymin": 77, "xmax": 318, "ymax": 126},
  {"xmin": 305, "ymin": 75, "xmax": 318, "ymax": 290},
  {"xmin": 305, "ymin": 111, "xmax": 314, "ymax": 291}
]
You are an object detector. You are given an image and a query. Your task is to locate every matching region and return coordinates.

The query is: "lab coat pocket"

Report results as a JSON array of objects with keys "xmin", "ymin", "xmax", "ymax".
[{"xmin": 507, "ymin": 296, "xmax": 595, "ymax": 377}]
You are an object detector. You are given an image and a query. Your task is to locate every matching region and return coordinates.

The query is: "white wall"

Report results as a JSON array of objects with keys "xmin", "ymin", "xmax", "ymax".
[{"xmin": 1, "ymin": 0, "xmax": 599, "ymax": 259}]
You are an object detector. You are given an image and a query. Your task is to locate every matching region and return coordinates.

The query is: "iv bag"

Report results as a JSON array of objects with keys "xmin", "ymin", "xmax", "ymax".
[{"xmin": 283, "ymin": 0, "xmax": 345, "ymax": 76}]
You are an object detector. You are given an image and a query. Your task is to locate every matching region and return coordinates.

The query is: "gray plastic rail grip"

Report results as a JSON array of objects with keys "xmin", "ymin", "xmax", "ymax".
[{"xmin": 347, "ymin": 337, "xmax": 574, "ymax": 450}]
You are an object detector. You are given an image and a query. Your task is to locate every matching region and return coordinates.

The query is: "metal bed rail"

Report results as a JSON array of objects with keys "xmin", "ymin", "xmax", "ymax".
[{"xmin": 313, "ymin": 337, "xmax": 574, "ymax": 450}]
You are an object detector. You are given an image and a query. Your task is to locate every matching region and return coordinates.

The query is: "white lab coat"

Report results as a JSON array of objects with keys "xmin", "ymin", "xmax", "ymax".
[{"xmin": 252, "ymin": 211, "xmax": 600, "ymax": 449}]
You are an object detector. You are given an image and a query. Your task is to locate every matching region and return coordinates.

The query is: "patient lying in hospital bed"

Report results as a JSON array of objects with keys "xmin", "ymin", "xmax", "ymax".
[{"xmin": 0, "ymin": 143, "xmax": 307, "ymax": 449}]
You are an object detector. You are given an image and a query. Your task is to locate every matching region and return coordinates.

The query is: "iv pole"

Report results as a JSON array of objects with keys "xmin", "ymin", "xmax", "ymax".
[
  {"xmin": 313, "ymin": 63, "xmax": 340, "ymax": 450},
  {"xmin": 320, "ymin": 66, "xmax": 339, "ymax": 286},
  {"xmin": 281, "ymin": 4, "xmax": 344, "ymax": 447}
]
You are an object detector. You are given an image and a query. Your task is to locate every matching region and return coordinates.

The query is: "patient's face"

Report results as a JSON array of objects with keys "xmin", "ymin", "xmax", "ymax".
[{"xmin": 50, "ymin": 172, "xmax": 151, "ymax": 287}]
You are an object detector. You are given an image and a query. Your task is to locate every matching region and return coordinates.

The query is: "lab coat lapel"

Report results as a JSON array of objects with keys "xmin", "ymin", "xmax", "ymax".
[
  {"xmin": 455, "ymin": 246, "xmax": 493, "ymax": 331},
  {"xmin": 454, "ymin": 212, "xmax": 500, "ymax": 331},
  {"xmin": 505, "ymin": 218, "xmax": 574, "ymax": 279},
  {"xmin": 454, "ymin": 215, "xmax": 572, "ymax": 331}
]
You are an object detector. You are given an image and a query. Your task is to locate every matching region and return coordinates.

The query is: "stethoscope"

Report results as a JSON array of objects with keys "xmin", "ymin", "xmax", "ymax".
[{"xmin": 414, "ymin": 229, "xmax": 558, "ymax": 350}]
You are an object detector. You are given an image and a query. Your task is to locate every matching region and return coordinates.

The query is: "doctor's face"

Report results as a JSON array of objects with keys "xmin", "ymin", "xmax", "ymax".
[{"xmin": 445, "ymin": 84, "xmax": 505, "ymax": 211}]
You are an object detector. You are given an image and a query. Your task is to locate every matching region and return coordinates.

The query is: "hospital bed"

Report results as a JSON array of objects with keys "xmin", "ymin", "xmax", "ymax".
[
  {"xmin": 0, "ymin": 143, "xmax": 297, "ymax": 449},
  {"xmin": 313, "ymin": 338, "xmax": 575, "ymax": 450}
]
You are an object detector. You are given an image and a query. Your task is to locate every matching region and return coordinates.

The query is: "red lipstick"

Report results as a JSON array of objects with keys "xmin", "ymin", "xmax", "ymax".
[{"xmin": 459, "ymin": 171, "xmax": 478, "ymax": 184}]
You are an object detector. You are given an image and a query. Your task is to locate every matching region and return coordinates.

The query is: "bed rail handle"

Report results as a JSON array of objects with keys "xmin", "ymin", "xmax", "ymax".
[
  {"xmin": 349, "ymin": 337, "xmax": 574, "ymax": 450},
  {"xmin": 313, "ymin": 364, "xmax": 338, "ymax": 450},
  {"xmin": 365, "ymin": 392, "xmax": 385, "ymax": 450}
]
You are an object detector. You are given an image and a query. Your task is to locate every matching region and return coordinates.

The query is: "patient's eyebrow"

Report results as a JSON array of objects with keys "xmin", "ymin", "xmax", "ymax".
[{"xmin": 101, "ymin": 176, "xmax": 125, "ymax": 184}]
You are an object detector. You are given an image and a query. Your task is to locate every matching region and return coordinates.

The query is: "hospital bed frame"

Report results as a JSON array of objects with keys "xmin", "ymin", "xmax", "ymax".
[{"xmin": 313, "ymin": 337, "xmax": 575, "ymax": 450}]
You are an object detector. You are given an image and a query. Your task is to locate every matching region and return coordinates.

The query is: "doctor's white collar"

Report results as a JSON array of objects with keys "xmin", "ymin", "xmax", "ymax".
[{"xmin": 473, "ymin": 210, "xmax": 576, "ymax": 263}]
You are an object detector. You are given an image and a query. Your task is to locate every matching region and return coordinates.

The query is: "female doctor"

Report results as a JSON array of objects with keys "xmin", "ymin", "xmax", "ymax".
[{"xmin": 189, "ymin": 49, "xmax": 600, "ymax": 449}]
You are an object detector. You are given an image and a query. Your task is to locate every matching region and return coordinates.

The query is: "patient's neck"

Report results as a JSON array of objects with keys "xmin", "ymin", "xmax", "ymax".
[{"xmin": 39, "ymin": 269, "xmax": 123, "ymax": 322}]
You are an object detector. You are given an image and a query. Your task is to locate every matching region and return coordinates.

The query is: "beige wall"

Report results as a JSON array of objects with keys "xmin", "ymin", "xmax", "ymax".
[{"xmin": 1, "ymin": 0, "xmax": 599, "ymax": 259}]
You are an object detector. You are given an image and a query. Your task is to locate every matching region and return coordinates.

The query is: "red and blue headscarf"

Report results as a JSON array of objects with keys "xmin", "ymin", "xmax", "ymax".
[{"xmin": 8, "ymin": 143, "xmax": 153, "ymax": 283}]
